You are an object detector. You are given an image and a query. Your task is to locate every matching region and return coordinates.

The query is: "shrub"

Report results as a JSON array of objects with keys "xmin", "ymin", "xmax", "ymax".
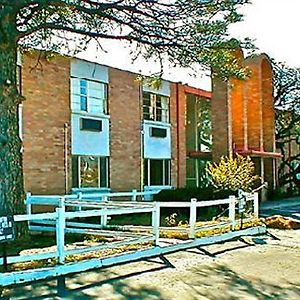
[
  {"xmin": 153, "ymin": 187, "xmax": 235, "ymax": 202},
  {"xmin": 206, "ymin": 154, "xmax": 260, "ymax": 192}
]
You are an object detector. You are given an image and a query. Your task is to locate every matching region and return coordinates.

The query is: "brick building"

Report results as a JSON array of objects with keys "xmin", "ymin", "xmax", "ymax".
[{"xmin": 19, "ymin": 51, "xmax": 280, "ymax": 196}]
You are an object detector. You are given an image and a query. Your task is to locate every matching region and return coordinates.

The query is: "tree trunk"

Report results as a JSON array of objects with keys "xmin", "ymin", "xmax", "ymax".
[{"xmin": 0, "ymin": 8, "xmax": 25, "ymax": 234}]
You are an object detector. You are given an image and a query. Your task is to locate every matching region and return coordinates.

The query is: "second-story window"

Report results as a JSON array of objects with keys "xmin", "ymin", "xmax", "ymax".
[
  {"xmin": 71, "ymin": 78, "xmax": 108, "ymax": 115},
  {"xmin": 143, "ymin": 92, "xmax": 169, "ymax": 123},
  {"xmin": 79, "ymin": 80, "xmax": 88, "ymax": 111}
]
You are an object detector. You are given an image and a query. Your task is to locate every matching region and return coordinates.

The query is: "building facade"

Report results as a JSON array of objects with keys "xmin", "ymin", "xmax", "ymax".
[{"xmin": 19, "ymin": 51, "xmax": 279, "ymax": 196}]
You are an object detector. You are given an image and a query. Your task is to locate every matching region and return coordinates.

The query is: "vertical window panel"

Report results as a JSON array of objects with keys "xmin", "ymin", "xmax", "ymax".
[
  {"xmin": 71, "ymin": 78, "xmax": 108, "ymax": 114},
  {"xmin": 72, "ymin": 156, "xmax": 79, "ymax": 188},
  {"xmin": 80, "ymin": 95, "xmax": 88, "ymax": 111},
  {"xmin": 72, "ymin": 155, "xmax": 109, "ymax": 188},
  {"xmin": 80, "ymin": 156, "xmax": 99, "ymax": 188},
  {"xmin": 143, "ymin": 92, "xmax": 170, "ymax": 123},
  {"xmin": 145, "ymin": 159, "xmax": 171, "ymax": 186},
  {"xmin": 100, "ymin": 157, "xmax": 108, "ymax": 187}
]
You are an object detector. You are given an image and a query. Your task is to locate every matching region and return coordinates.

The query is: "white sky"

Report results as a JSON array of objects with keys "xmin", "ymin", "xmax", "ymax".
[{"xmin": 78, "ymin": 0, "xmax": 300, "ymax": 91}]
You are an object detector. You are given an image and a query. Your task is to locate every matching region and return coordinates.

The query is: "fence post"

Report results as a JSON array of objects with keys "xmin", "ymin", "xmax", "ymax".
[
  {"xmin": 100, "ymin": 195, "xmax": 108, "ymax": 226},
  {"xmin": 229, "ymin": 195, "xmax": 236, "ymax": 230},
  {"xmin": 101, "ymin": 207, "xmax": 108, "ymax": 227},
  {"xmin": 131, "ymin": 189, "xmax": 137, "ymax": 201},
  {"xmin": 75, "ymin": 192, "xmax": 82, "ymax": 212},
  {"xmin": 152, "ymin": 202, "xmax": 160, "ymax": 246},
  {"xmin": 189, "ymin": 198, "xmax": 197, "ymax": 239},
  {"xmin": 25, "ymin": 192, "xmax": 32, "ymax": 228},
  {"xmin": 253, "ymin": 192, "xmax": 259, "ymax": 218},
  {"xmin": 56, "ymin": 197, "xmax": 65, "ymax": 264}
]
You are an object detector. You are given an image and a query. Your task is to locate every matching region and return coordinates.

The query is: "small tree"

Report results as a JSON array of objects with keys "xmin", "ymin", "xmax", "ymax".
[{"xmin": 206, "ymin": 154, "xmax": 260, "ymax": 193}]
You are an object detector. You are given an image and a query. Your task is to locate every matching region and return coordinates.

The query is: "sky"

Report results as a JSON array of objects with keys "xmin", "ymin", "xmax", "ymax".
[{"xmin": 78, "ymin": 0, "xmax": 300, "ymax": 91}]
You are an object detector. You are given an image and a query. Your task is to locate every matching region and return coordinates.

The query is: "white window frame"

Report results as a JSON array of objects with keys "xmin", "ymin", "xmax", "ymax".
[
  {"xmin": 75, "ymin": 156, "xmax": 109, "ymax": 188},
  {"xmin": 143, "ymin": 92, "xmax": 170, "ymax": 123},
  {"xmin": 72, "ymin": 77, "xmax": 108, "ymax": 115},
  {"xmin": 144, "ymin": 159, "xmax": 171, "ymax": 186}
]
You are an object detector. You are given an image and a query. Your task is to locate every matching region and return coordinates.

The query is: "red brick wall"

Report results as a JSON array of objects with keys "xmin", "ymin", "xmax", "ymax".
[
  {"xmin": 230, "ymin": 78, "xmax": 246, "ymax": 149},
  {"xmin": 261, "ymin": 59, "xmax": 275, "ymax": 152},
  {"xmin": 109, "ymin": 68, "xmax": 141, "ymax": 191},
  {"xmin": 211, "ymin": 77, "xmax": 231, "ymax": 161},
  {"xmin": 176, "ymin": 84, "xmax": 187, "ymax": 187},
  {"xmin": 22, "ymin": 53, "xmax": 71, "ymax": 194},
  {"xmin": 245, "ymin": 59, "xmax": 263, "ymax": 150},
  {"xmin": 212, "ymin": 53, "xmax": 277, "ymax": 190}
]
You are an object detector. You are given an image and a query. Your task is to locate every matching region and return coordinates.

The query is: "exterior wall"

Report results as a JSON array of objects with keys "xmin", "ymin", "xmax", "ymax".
[
  {"xmin": 22, "ymin": 52, "xmax": 71, "ymax": 194},
  {"xmin": 20, "ymin": 51, "xmax": 277, "ymax": 196},
  {"xmin": 174, "ymin": 84, "xmax": 187, "ymax": 187},
  {"xmin": 261, "ymin": 60, "xmax": 275, "ymax": 152},
  {"xmin": 211, "ymin": 77, "xmax": 231, "ymax": 161},
  {"xmin": 231, "ymin": 78, "xmax": 246, "ymax": 149},
  {"xmin": 109, "ymin": 68, "xmax": 141, "ymax": 191},
  {"xmin": 245, "ymin": 59, "xmax": 263, "ymax": 150},
  {"xmin": 211, "ymin": 53, "xmax": 278, "ymax": 194}
]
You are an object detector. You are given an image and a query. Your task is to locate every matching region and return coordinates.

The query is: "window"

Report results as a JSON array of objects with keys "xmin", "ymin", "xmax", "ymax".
[
  {"xmin": 80, "ymin": 118, "xmax": 102, "ymax": 132},
  {"xmin": 71, "ymin": 78, "xmax": 108, "ymax": 114},
  {"xmin": 72, "ymin": 156, "xmax": 109, "ymax": 188},
  {"xmin": 150, "ymin": 127, "xmax": 167, "ymax": 138},
  {"xmin": 144, "ymin": 159, "xmax": 171, "ymax": 186},
  {"xmin": 79, "ymin": 80, "xmax": 88, "ymax": 111},
  {"xmin": 197, "ymin": 98, "xmax": 212, "ymax": 152},
  {"xmin": 143, "ymin": 92, "xmax": 169, "ymax": 123}
]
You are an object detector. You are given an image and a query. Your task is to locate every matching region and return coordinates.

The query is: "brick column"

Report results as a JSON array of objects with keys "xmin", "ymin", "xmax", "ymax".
[
  {"xmin": 211, "ymin": 77, "xmax": 231, "ymax": 161},
  {"xmin": 22, "ymin": 53, "xmax": 71, "ymax": 194},
  {"xmin": 245, "ymin": 58, "xmax": 263, "ymax": 150},
  {"xmin": 109, "ymin": 68, "xmax": 141, "ymax": 191}
]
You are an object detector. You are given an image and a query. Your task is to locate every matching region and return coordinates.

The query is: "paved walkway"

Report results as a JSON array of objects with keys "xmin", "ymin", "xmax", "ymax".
[
  {"xmin": 5, "ymin": 229, "xmax": 300, "ymax": 300},
  {"xmin": 260, "ymin": 197, "xmax": 300, "ymax": 222}
]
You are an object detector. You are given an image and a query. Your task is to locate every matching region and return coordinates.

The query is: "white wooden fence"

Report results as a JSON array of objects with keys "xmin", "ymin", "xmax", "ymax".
[
  {"xmin": 1, "ymin": 199, "xmax": 158, "ymax": 267},
  {"xmin": 25, "ymin": 192, "xmax": 259, "ymax": 236},
  {"xmin": 0, "ymin": 192, "xmax": 262, "ymax": 287}
]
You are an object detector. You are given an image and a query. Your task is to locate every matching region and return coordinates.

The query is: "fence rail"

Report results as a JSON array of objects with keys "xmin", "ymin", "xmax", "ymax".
[{"xmin": 1, "ymin": 192, "xmax": 260, "ymax": 278}]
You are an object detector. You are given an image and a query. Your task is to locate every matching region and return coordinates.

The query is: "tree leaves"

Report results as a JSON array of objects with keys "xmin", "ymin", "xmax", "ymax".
[
  {"xmin": 206, "ymin": 154, "xmax": 260, "ymax": 192},
  {"xmin": 7, "ymin": 0, "xmax": 254, "ymax": 79}
]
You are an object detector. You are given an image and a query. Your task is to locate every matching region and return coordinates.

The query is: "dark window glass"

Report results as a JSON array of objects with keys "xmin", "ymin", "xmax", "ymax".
[
  {"xmin": 150, "ymin": 127, "xmax": 167, "ymax": 138},
  {"xmin": 150, "ymin": 160, "xmax": 164, "ymax": 185},
  {"xmin": 72, "ymin": 156, "xmax": 79, "ymax": 188},
  {"xmin": 80, "ymin": 118, "xmax": 102, "ymax": 132},
  {"xmin": 100, "ymin": 157, "xmax": 108, "ymax": 187},
  {"xmin": 144, "ymin": 159, "xmax": 149, "ymax": 186},
  {"xmin": 164, "ymin": 160, "xmax": 170, "ymax": 185}
]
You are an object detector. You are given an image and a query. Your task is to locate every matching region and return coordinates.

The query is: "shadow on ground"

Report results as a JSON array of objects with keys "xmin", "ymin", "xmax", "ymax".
[
  {"xmin": 5, "ymin": 244, "xmax": 300, "ymax": 300},
  {"xmin": 184, "ymin": 263, "xmax": 300, "ymax": 300}
]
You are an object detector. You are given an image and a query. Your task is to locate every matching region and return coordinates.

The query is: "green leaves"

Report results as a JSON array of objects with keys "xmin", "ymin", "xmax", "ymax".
[{"xmin": 207, "ymin": 154, "xmax": 260, "ymax": 192}]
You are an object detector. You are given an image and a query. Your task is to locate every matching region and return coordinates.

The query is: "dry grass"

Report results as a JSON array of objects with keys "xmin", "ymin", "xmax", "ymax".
[
  {"xmin": 6, "ymin": 218, "xmax": 263, "ymax": 273},
  {"xmin": 265, "ymin": 215, "xmax": 300, "ymax": 230}
]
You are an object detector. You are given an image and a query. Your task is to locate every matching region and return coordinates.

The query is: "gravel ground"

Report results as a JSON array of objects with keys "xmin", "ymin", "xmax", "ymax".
[{"xmin": 5, "ymin": 229, "xmax": 300, "ymax": 300}]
